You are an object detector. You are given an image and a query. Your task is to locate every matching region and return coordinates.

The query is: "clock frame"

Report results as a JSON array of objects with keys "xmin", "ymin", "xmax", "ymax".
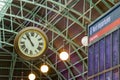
[{"xmin": 14, "ymin": 27, "xmax": 48, "ymax": 60}]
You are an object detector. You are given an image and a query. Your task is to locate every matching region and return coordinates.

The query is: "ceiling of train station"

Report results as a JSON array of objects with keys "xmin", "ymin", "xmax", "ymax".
[{"xmin": 0, "ymin": 0, "xmax": 119, "ymax": 80}]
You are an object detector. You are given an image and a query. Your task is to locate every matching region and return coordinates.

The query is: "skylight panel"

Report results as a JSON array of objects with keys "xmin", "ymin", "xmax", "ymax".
[{"xmin": 0, "ymin": 0, "xmax": 6, "ymax": 11}]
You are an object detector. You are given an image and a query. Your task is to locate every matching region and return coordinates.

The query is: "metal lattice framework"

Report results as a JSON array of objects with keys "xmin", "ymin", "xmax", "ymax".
[{"xmin": 0, "ymin": 0, "xmax": 119, "ymax": 80}]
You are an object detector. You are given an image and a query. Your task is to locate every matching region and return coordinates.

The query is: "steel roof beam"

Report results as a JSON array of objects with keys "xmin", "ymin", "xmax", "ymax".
[
  {"xmin": 9, "ymin": 53, "xmax": 17, "ymax": 80},
  {"xmin": 86, "ymin": 0, "xmax": 103, "ymax": 14},
  {"xmin": 101, "ymin": 0, "xmax": 112, "ymax": 8},
  {"xmin": 20, "ymin": 0, "xmax": 88, "ymax": 29}
]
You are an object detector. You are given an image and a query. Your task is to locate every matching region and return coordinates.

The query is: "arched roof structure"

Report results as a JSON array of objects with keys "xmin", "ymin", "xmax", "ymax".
[{"xmin": 0, "ymin": 0, "xmax": 119, "ymax": 80}]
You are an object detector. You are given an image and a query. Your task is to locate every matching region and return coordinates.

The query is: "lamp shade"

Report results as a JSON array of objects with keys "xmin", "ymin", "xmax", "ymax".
[
  {"xmin": 40, "ymin": 64, "xmax": 49, "ymax": 73},
  {"xmin": 81, "ymin": 36, "xmax": 88, "ymax": 46},
  {"xmin": 59, "ymin": 51, "xmax": 69, "ymax": 60},
  {"xmin": 28, "ymin": 73, "xmax": 36, "ymax": 80}
]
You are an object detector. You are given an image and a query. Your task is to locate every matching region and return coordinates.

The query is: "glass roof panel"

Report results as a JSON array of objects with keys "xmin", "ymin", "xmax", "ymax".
[
  {"xmin": 0, "ymin": 0, "xmax": 6, "ymax": 11},
  {"xmin": 0, "ymin": 0, "xmax": 12, "ymax": 21}
]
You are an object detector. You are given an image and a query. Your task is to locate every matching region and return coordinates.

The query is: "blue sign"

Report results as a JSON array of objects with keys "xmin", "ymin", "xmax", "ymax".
[{"xmin": 88, "ymin": 3, "xmax": 120, "ymax": 36}]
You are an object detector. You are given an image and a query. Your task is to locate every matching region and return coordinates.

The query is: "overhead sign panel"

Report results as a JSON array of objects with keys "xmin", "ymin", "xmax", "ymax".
[{"xmin": 88, "ymin": 3, "xmax": 120, "ymax": 44}]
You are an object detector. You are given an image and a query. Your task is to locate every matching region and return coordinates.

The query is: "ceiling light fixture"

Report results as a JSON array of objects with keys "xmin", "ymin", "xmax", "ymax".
[
  {"xmin": 28, "ymin": 73, "xmax": 36, "ymax": 80},
  {"xmin": 40, "ymin": 64, "xmax": 49, "ymax": 73},
  {"xmin": 59, "ymin": 51, "xmax": 69, "ymax": 60},
  {"xmin": 28, "ymin": 62, "xmax": 36, "ymax": 80},
  {"xmin": 40, "ymin": 55, "xmax": 49, "ymax": 73},
  {"xmin": 59, "ymin": 40, "xmax": 69, "ymax": 61},
  {"xmin": 81, "ymin": 23, "xmax": 88, "ymax": 46},
  {"xmin": 81, "ymin": 35, "xmax": 88, "ymax": 46}
]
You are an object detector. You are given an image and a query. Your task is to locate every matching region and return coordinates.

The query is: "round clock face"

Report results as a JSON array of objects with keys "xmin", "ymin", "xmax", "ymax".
[{"xmin": 14, "ymin": 27, "xmax": 48, "ymax": 60}]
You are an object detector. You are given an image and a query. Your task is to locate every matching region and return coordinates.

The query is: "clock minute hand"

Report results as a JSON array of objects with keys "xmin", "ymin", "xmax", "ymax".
[{"xmin": 26, "ymin": 33, "xmax": 34, "ymax": 46}]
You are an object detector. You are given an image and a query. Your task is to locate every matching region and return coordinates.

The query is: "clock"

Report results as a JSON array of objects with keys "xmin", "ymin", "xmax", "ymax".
[{"xmin": 14, "ymin": 27, "xmax": 48, "ymax": 60}]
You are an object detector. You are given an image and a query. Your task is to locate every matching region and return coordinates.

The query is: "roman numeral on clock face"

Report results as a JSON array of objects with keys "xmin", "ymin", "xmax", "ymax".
[
  {"xmin": 31, "ymin": 32, "xmax": 34, "ymax": 37},
  {"xmin": 30, "ymin": 50, "xmax": 33, "ymax": 55},
  {"xmin": 37, "ymin": 46, "xmax": 42, "ymax": 51},
  {"xmin": 22, "ymin": 36, "xmax": 26, "ymax": 40},
  {"xmin": 39, "ymin": 42, "xmax": 43, "ymax": 45},
  {"xmin": 38, "ymin": 38, "xmax": 42, "ymax": 41},
  {"xmin": 20, "ymin": 41, "xmax": 25, "ymax": 44},
  {"xmin": 21, "ymin": 44, "xmax": 25, "ymax": 50},
  {"xmin": 24, "ymin": 48, "xmax": 28, "ymax": 53}
]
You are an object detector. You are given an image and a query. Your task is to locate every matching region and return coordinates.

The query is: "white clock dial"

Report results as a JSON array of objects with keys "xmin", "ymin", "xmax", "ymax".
[{"xmin": 19, "ymin": 31, "xmax": 45, "ymax": 57}]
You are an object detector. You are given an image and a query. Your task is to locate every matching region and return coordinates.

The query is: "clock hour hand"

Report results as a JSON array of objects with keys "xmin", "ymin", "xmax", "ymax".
[{"xmin": 25, "ymin": 33, "xmax": 34, "ymax": 46}]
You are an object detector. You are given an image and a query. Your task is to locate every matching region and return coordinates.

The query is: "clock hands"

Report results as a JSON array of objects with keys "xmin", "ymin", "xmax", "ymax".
[{"xmin": 25, "ymin": 33, "xmax": 34, "ymax": 47}]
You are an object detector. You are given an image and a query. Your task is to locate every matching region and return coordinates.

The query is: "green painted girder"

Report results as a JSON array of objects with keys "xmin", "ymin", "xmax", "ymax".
[
  {"xmin": 0, "ymin": 67, "xmax": 34, "ymax": 70},
  {"xmin": 48, "ymin": 45, "xmax": 86, "ymax": 79},
  {"xmin": 0, "ymin": 14, "xmax": 87, "ymax": 77},
  {"xmin": 47, "ymin": 0, "xmax": 91, "ymax": 28},
  {"xmin": 1, "ymin": 0, "xmax": 46, "ymax": 46},
  {"xmin": 2, "ymin": 0, "xmax": 86, "ymax": 55},
  {"xmin": 12, "ymin": 47, "xmax": 67, "ymax": 80},
  {"xmin": 20, "ymin": 0, "xmax": 87, "ymax": 29},
  {"xmin": 0, "ymin": 0, "xmax": 87, "ymax": 79},
  {"xmin": 86, "ymin": 0, "xmax": 103, "ymax": 15},
  {"xmin": 9, "ymin": 0, "xmax": 86, "ymax": 57},
  {"xmin": 2, "ymin": 10, "xmax": 87, "ymax": 55},
  {"xmin": 47, "ymin": 27, "xmax": 88, "ymax": 69},
  {"xmin": 9, "ymin": 53, "xmax": 17, "ymax": 80},
  {"xmin": 32, "ymin": 54, "xmax": 66, "ymax": 79},
  {"xmin": 43, "ymin": 59, "xmax": 66, "ymax": 80},
  {"xmin": 70, "ymin": 44, "xmax": 87, "ymax": 72},
  {"xmin": 108, "ymin": 0, "xmax": 115, "ymax": 4},
  {"xmin": 59, "ymin": 57, "xmax": 88, "ymax": 73},
  {"xmin": 101, "ymin": 0, "xmax": 112, "ymax": 8},
  {"xmin": 48, "ymin": 27, "xmax": 87, "ymax": 69},
  {"xmin": 47, "ymin": 0, "xmax": 90, "ymax": 22},
  {"xmin": 50, "ymin": 25, "xmax": 86, "ymax": 54},
  {"xmin": 18, "ymin": 58, "xmax": 53, "ymax": 80},
  {"xmin": 1, "ymin": 15, "xmax": 85, "ymax": 55},
  {"xmin": 0, "ymin": 20, "xmax": 87, "ymax": 79},
  {"xmin": 0, "ymin": 27, "xmax": 17, "ymax": 34},
  {"xmin": 47, "ymin": 46, "xmax": 75, "ymax": 80},
  {"xmin": 1, "ymin": 14, "xmax": 86, "ymax": 55}
]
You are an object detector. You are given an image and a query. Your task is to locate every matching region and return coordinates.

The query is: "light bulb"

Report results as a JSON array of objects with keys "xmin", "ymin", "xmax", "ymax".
[
  {"xmin": 59, "ymin": 51, "xmax": 69, "ymax": 60},
  {"xmin": 40, "ymin": 64, "xmax": 49, "ymax": 73},
  {"xmin": 81, "ymin": 36, "xmax": 88, "ymax": 46},
  {"xmin": 28, "ymin": 73, "xmax": 36, "ymax": 80}
]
